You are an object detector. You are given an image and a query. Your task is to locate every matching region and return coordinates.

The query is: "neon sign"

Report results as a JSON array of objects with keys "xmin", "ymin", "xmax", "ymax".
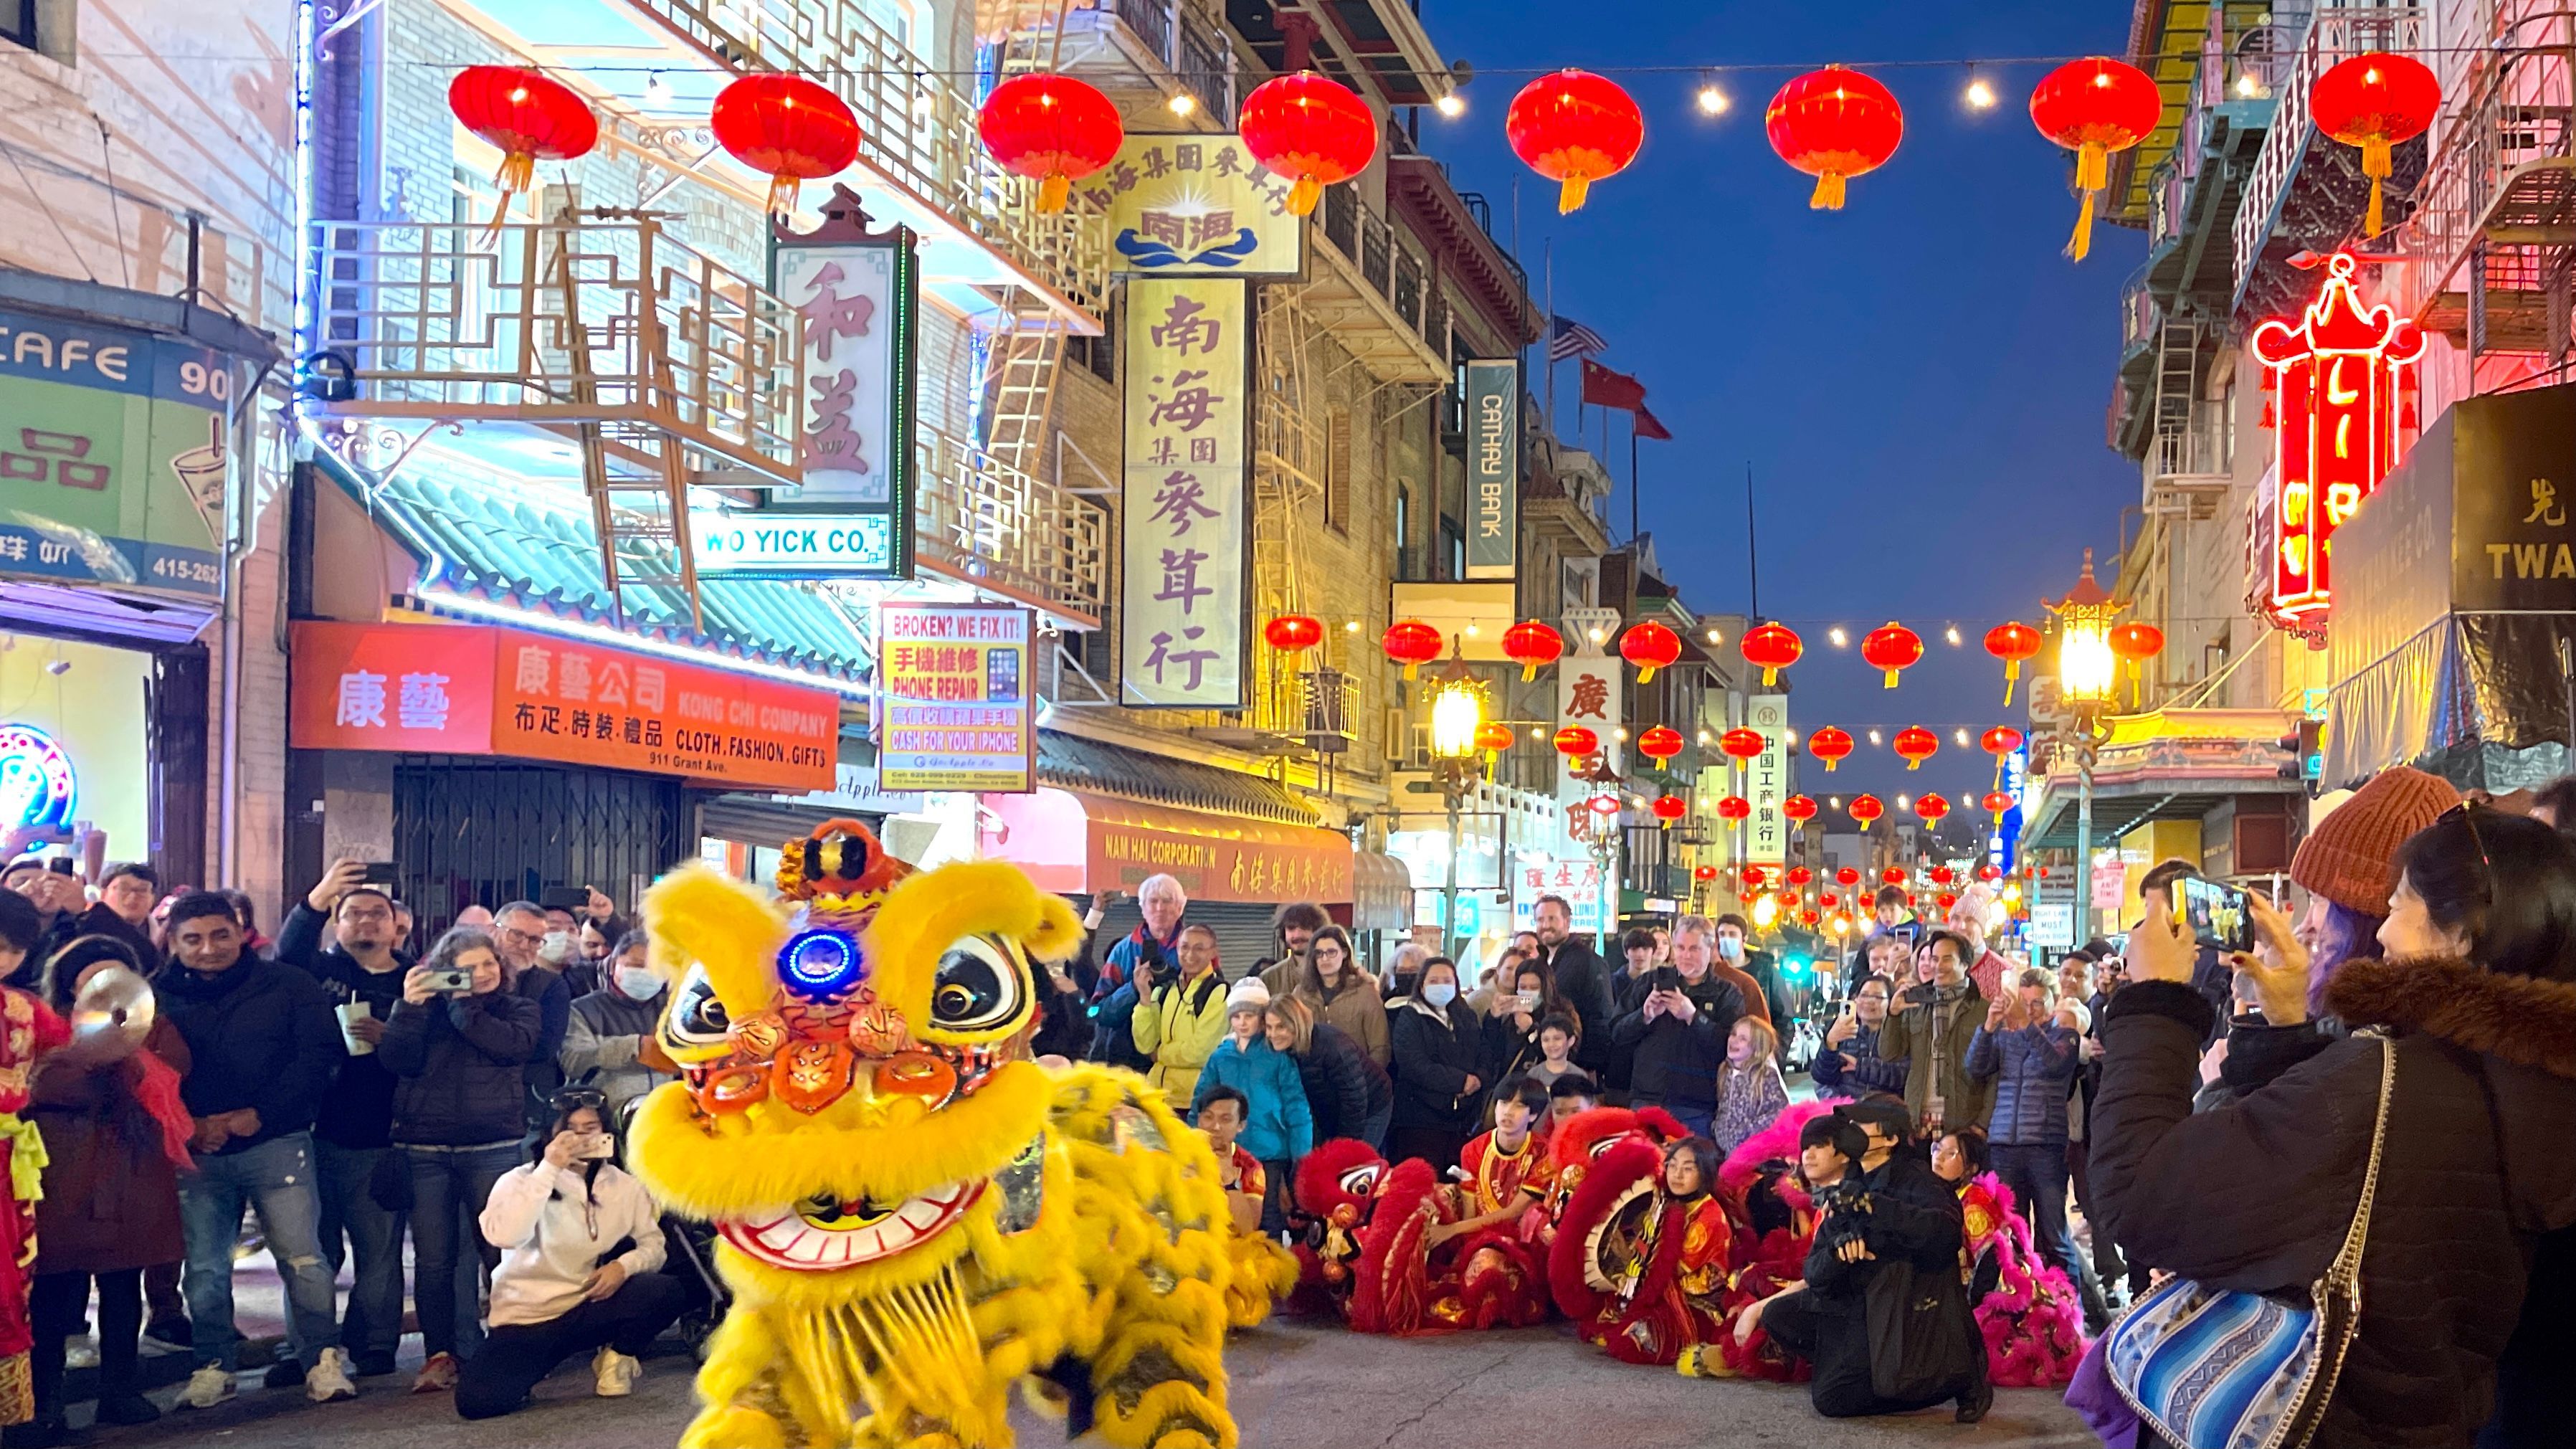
[
  {"xmin": 2253, "ymin": 252, "xmax": 2424, "ymax": 624},
  {"xmin": 0, "ymin": 726, "xmax": 75, "ymax": 833}
]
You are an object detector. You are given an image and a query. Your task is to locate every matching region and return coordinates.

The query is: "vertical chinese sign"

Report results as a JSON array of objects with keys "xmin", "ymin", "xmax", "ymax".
[
  {"xmin": 1461, "ymin": 359, "xmax": 1520, "ymax": 581},
  {"xmin": 1093, "ymin": 136, "xmax": 1305, "ymax": 276},
  {"xmin": 1745, "ymin": 695, "xmax": 1792, "ymax": 876},
  {"xmin": 1554, "ymin": 608, "xmax": 1623, "ymax": 812},
  {"xmin": 759, "ymin": 209, "xmax": 917, "ymax": 579},
  {"xmin": 875, "ymin": 603, "xmax": 1035, "ymax": 794},
  {"xmin": 1122, "ymin": 277, "xmax": 1250, "ymax": 709},
  {"xmin": 2252, "ymin": 251, "xmax": 2422, "ymax": 624},
  {"xmin": 0, "ymin": 306, "xmax": 238, "ymax": 598}
]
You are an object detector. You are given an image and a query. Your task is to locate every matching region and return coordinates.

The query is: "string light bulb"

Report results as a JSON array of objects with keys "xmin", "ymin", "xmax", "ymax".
[
  {"xmin": 1435, "ymin": 92, "xmax": 1465, "ymax": 118},
  {"xmin": 645, "ymin": 72, "xmax": 673, "ymax": 105},
  {"xmin": 1945, "ymin": 624, "xmax": 1963, "ymax": 645},
  {"xmin": 1964, "ymin": 75, "xmax": 1998, "ymax": 110},
  {"xmin": 1868, "ymin": 729, "xmax": 1884, "ymax": 746},
  {"xmin": 1828, "ymin": 627, "xmax": 1848, "ymax": 647},
  {"xmin": 1697, "ymin": 82, "xmax": 1729, "ymax": 116},
  {"xmin": 1954, "ymin": 727, "xmax": 1971, "ymax": 746},
  {"xmin": 1168, "ymin": 92, "xmax": 1198, "ymax": 117}
]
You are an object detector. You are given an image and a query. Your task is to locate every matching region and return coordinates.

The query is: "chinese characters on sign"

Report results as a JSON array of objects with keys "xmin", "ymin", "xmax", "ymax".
[
  {"xmin": 1745, "ymin": 695, "xmax": 1791, "ymax": 874},
  {"xmin": 290, "ymin": 621, "xmax": 838, "ymax": 792},
  {"xmin": 0, "ymin": 307, "xmax": 237, "ymax": 599},
  {"xmin": 1554, "ymin": 609, "xmax": 1623, "ymax": 812},
  {"xmin": 876, "ymin": 603, "xmax": 1035, "ymax": 793},
  {"xmin": 2252, "ymin": 252, "xmax": 2423, "ymax": 624},
  {"xmin": 1094, "ymin": 136, "xmax": 1306, "ymax": 276},
  {"xmin": 768, "ymin": 232, "xmax": 916, "ymax": 579},
  {"xmin": 1122, "ymin": 278, "xmax": 1248, "ymax": 709},
  {"xmin": 1461, "ymin": 360, "xmax": 1520, "ymax": 580}
]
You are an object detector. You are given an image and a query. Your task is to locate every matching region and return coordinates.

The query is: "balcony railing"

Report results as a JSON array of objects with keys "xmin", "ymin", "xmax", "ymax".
[
  {"xmin": 915, "ymin": 424, "xmax": 1106, "ymax": 621},
  {"xmin": 306, "ymin": 214, "xmax": 799, "ymax": 480},
  {"xmin": 2233, "ymin": 4, "xmax": 2428, "ymax": 298},
  {"xmin": 2149, "ymin": 414, "xmax": 2233, "ymax": 480},
  {"xmin": 624, "ymin": 0, "xmax": 1106, "ymax": 314},
  {"xmin": 2121, "ymin": 268, "xmax": 2161, "ymax": 351},
  {"xmin": 1305, "ymin": 184, "xmax": 1442, "ymax": 381}
]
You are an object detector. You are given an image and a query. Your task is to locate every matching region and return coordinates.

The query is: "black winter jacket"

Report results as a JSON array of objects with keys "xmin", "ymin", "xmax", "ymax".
[
  {"xmin": 1608, "ymin": 971, "xmax": 1746, "ymax": 1111},
  {"xmin": 379, "ymin": 989, "xmax": 546, "ymax": 1147},
  {"xmin": 153, "ymin": 956, "xmax": 341, "ymax": 1154},
  {"xmin": 1292, "ymin": 1020, "xmax": 1392, "ymax": 1141},
  {"xmin": 1388, "ymin": 996, "xmax": 1483, "ymax": 1137},
  {"xmin": 2091, "ymin": 960, "xmax": 2576, "ymax": 1448},
  {"xmin": 1541, "ymin": 937, "xmax": 1617, "ymax": 1077},
  {"xmin": 275, "ymin": 902, "xmax": 415, "ymax": 1150}
]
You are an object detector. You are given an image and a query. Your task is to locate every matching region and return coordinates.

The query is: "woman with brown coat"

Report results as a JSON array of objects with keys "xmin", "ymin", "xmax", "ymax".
[
  {"xmin": 21, "ymin": 936, "xmax": 195, "ymax": 1444},
  {"xmin": 1296, "ymin": 926, "xmax": 1389, "ymax": 1068}
]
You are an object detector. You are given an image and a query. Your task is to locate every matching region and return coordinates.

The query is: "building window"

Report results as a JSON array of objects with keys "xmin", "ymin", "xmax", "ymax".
[
  {"xmin": 1440, "ymin": 518, "xmax": 1465, "ymax": 580},
  {"xmin": 4, "ymin": 0, "xmax": 37, "ymax": 52},
  {"xmin": 1324, "ymin": 406, "xmax": 1351, "ymax": 533}
]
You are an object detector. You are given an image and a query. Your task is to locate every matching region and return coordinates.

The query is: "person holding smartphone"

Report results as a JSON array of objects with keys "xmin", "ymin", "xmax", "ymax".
[{"xmin": 452, "ymin": 1091, "xmax": 683, "ymax": 1419}]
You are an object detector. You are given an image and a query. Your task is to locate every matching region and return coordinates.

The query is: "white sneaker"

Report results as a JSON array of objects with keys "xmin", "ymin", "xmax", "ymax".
[
  {"xmin": 176, "ymin": 1365, "xmax": 237, "ymax": 1409},
  {"xmin": 305, "ymin": 1346, "xmax": 357, "ymax": 1403},
  {"xmin": 592, "ymin": 1346, "xmax": 639, "ymax": 1398}
]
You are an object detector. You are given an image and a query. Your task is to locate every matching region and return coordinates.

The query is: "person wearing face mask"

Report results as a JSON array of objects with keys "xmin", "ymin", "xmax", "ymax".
[
  {"xmin": 1387, "ymin": 957, "xmax": 1483, "ymax": 1170},
  {"xmin": 560, "ymin": 934, "xmax": 675, "ymax": 1118},
  {"xmin": 1480, "ymin": 958, "xmax": 1576, "ymax": 1087},
  {"xmin": 1704, "ymin": 914, "xmax": 1774, "ymax": 1030},
  {"xmin": 1612, "ymin": 918, "xmax": 1749, "ymax": 1138},
  {"xmin": 491, "ymin": 902, "xmax": 573, "ymax": 1139},
  {"xmin": 1715, "ymin": 914, "xmax": 1792, "ymax": 1042},
  {"xmin": 538, "ymin": 906, "xmax": 594, "ymax": 999}
]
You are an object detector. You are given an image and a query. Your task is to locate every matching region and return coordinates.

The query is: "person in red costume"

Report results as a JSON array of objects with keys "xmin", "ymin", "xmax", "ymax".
[{"xmin": 1425, "ymin": 1075, "xmax": 1555, "ymax": 1329}]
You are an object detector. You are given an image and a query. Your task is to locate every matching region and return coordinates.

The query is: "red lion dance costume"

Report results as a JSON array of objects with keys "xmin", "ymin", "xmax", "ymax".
[
  {"xmin": 1286, "ymin": 1128, "xmax": 1556, "ymax": 1335},
  {"xmin": 1958, "ymin": 1172, "xmax": 2088, "ymax": 1387}
]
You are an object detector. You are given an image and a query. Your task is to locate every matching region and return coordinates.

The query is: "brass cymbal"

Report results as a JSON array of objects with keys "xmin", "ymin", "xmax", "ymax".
[{"xmin": 69, "ymin": 964, "xmax": 153, "ymax": 1057}]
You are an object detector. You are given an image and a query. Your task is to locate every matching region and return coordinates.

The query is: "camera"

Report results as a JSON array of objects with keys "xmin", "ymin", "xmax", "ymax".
[{"xmin": 420, "ymin": 966, "xmax": 475, "ymax": 994}]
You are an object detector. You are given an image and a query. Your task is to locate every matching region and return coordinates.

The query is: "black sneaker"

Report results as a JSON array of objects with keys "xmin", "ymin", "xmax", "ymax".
[
  {"xmin": 262, "ymin": 1359, "xmax": 303, "ymax": 1390},
  {"xmin": 1956, "ymin": 1375, "xmax": 1995, "ymax": 1425},
  {"xmin": 0, "ymin": 1415, "xmax": 65, "ymax": 1449},
  {"xmin": 353, "ymin": 1350, "xmax": 399, "ymax": 1378},
  {"xmin": 96, "ymin": 1393, "xmax": 162, "ymax": 1426},
  {"xmin": 143, "ymin": 1316, "xmax": 193, "ymax": 1350}
]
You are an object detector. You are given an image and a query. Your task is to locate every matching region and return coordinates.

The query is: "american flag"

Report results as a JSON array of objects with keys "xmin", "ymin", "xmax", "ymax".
[{"xmin": 1549, "ymin": 315, "xmax": 1607, "ymax": 362}]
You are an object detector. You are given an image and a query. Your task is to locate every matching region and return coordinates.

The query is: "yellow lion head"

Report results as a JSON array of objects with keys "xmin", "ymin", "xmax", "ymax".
[{"xmin": 626, "ymin": 824, "xmax": 1083, "ymax": 1299}]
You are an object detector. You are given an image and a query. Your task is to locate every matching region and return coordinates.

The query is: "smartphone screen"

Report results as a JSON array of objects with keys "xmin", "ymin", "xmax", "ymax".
[
  {"xmin": 359, "ymin": 862, "xmax": 399, "ymax": 887},
  {"xmin": 2180, "ymin": 875, "xmax": 2253, "ymax": 953}
]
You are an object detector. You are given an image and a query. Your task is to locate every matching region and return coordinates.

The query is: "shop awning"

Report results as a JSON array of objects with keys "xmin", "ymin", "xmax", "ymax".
[
  {"xmin": 2326, "ymin": 385, "xmax": 2576, "ymax": 790},
  {"xmin": 1349, "ymin": 850, "xmax": 1412, "ymax": 933},
  {"xmin": 1035, "ymin": 730, "xmax": 1321, "ymax": 827},
  {"xmin": 2023, "ymin": 708, "xmax": 2304, "ymax": 850},
  {"xmin": 981, "ymin": 785, "xmax": 1352, "ymax": 905},
  {"xmin": 313, "ymin": 450, "xmax": 870, "ymax": 689}
]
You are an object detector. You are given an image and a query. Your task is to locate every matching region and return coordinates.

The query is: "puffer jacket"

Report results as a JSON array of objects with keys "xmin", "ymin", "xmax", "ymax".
[
  {"xmin": 379, "ymin": 989, "xmax": 546, "ymax": 1147},
  {"xmin": 1192, "ymin": 1035, "xmax": 1312, "ymax": 1162},
  {"xmin": 1965, "ymin": 1019, "xmax": 2077, "ymax": 1146},
  {"xmin": 2090, "ymin": 959, "xmax": 2576, "ymax": 1448},
  {"xmin": 1290, "ymin": 1020, "xmax": 1392, "ymax": 1141}
]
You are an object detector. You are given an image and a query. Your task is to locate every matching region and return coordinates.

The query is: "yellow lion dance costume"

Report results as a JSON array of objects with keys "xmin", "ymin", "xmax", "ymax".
[{"xmin": 627, "ymin": 822, "xmax": 1239, "ymax": 1448}]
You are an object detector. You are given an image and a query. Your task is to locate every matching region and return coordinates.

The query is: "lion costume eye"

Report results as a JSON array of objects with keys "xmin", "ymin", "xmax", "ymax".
[
  {"xmin": 662, "ymin": 964, "xmax": 732, "ymax": 1060},
  {"xmin": 925, "ymin": 935, "xmax": 1027, "ymax": 1040}
]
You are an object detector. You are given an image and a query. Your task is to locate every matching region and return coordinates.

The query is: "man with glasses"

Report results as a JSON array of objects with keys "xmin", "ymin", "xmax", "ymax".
[
  {"xmin": 277, "ymin": 860, "xmax": 418, "ymax": 1379},
  {"xmin": 494, "ymin": 901, "xmax": 574, "ymax": 1138}
]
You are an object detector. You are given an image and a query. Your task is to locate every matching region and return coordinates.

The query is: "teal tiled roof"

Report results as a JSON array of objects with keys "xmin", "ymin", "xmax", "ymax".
[{"xmin": 315, "ymin": 452, "xmax": 870, "ymax": 685}]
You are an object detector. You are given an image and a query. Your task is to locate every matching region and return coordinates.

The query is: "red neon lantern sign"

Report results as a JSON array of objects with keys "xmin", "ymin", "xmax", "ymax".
[{"xmin": 2252, "ymin": 252, "xmax": 2423, "ymax": 626}]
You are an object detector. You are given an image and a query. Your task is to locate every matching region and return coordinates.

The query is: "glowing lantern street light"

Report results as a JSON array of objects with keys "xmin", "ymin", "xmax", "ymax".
[
  {"xmin": 1892, "ymin": 726, "xmax": 1939, "ymax": 771},
  {"xmin": 1424, "ymin": 666, "xmax": 1488, "ymax": 959},
  {"xmin": 1620, "ymin": 619, "xmax": 1683, "ymax": 682},
  {"xmin": 1428, "ymin": 678, "xmax": 1483, "ymax": 762},
  {"xmin": 976, "ymin": 74, "xmax": 1123, "ymax": 213},
  {"xmin": 1765, "ymin": 66, "xmax": 1904, "ymax": 210},
  {"xmin": 2050, "ymin": 548, "xmax": 2122, "ymax": 710},
  {"xmin": 1263, "ymin": 614, "xmax": 1324, "ymax": 655},
  {"xmin": 2027, "ymin": 57, "xmax": 2162, "ymax": 260},
  {"xmin": 1382, "ymin": 619, "xmax": 1443, "ymax": 679},
  {"xmin": 1740, "ymin": 622, "xmax": 1802, "ymax": 686},
  {"xmin": 1506, "ymin": 68, "xmax": 1645, "ymax": 214},
  {"xmin": 1237, "ymin": 72, "xmax": 1378, "ymax": 216},
  {"xmin": 1805, "ymin": 725, "xmax": 1854, "ymax": 772},
  {"xmin": 2309, "ymin": 53, "xmax": 2439, "ymax": 237},
  {"xmin": 1501, "ymin": 619, "xmax": 1564, "ymax": 681},
  {"xmin": 1984, "ymin": 620, "xmax": 2043, "ymax": 705},
  {"xmin": 1861, "ymin": 622, "xmax": 1923, "ymax": 688}
]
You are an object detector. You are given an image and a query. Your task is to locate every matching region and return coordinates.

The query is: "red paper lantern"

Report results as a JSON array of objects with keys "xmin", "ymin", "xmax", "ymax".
[
  {"xmin": 1263, "ymin": 613, "xmax": 1324, "ymax": 654},
  {"xmin": 1237, "ymin": 72, "xmax": 1378, "ymax": 217},
  {"xmin": 1786, "ymin": 866, "xmax": 1814, "ymax": 886},
  {"xmin": 976, "ymin": 74, "xmax": 1123, "ymax": 214},
  {"xmin": 1718, "ymin": 796, "xmax": 1753, "ymax": 823},
  {"xmin": 1693, "ymin": 864, "xmax": 1721, "ymax": 883},
  {"xmin": 1587, "ymin": 794, "xmax": 1622, "ymax": 817},
  {"xmin": 1765, "ymin": 67, "xmax": 1903, "ymax": 211},
  {"xmin": 1822, "ymin": 891, "xmax": 1841, "ymax": 908},
  {"xmin": 2110, "ymin": 621, "xmax": 2166, "ymax": 703},
  {"xmin": 1474, "ymin": 721, "xmax": 1516, "ymax": 756},
  {"xmin": 1978, "ymin": 863, "xmax": 2003, "ymax": 881},
  {"xmin": 2028, "ymin": 58, "xmax": 2162, "ymax": 261},
  {"xmin": 447, "ymin": 67, "xmax": 599, "ymax": 222},
  {"xmin": 1892, "ymin": 726, "xmax": 1939, "ymax": 771},
  {"xmin": 1915, "ymin": 794, "xmax": 1952, "ymax": 823},
  {"xmin": 1741, "ymin": 865, "xmax": 1767, "ymax": 888},
  {"xmin": 1805, "ymin": 726, "xmax": 1854, "ymax": 772},
  {"xmin": 1506, "ymin": 68, "xmax": 1645, "ymax": 214},
  {"xmin": 1719, "ymin": 728, "xmax": 1767, "ymax": 764},
  {"xmin": 1382, "ymin": 619, "xmax": 1443, "ymax": 678},
  {"xmin": 1636, "ymin": 726, "xmax": 1686, "ymax": 765},
  {"xmin": 1620, "ymin": 620, "xmax": 1682, "ymax": 682},
  {"xmin": 1501, "ymin": 620, "xmax": 1564, "ymax": 681},
  {"xmin": 1782, "ymin": 794, "xmax": 1819, "ymax": 825},
  {"xmin": 712, "ymin": 75, "xmax": 860, "ymax": 215},
  {"xmin": 1929, "ymin": 865, "xmax": 1954, "ymax": 885},
  {"xmin": 1880, "ymin": 865, "xmax": 1906, "ymax": 885},
  {"xmin": 1849, "ymin": 794, "xmax": 1886, "ymax": 826},
  {"xmin": 1551, "ymin": 726, "xmax": 1600, "ymax": 759},
  {"xmin": 1836, "ymin": 867, "xmax": 1861, "ymax": 886},
  {"xmin": 1861, "ymin": 622, "xmax": 1924, "ymax": 688},
  {"xmin": 1938, "ymin": 891, "xmax": 1959, "ymax": 913},
  {"xmin": 1984, "ymin": 621, "xmax": 2043, "ymax": 705},
  {"xmin": 1651, "ymin": 795, "xmax": 1688, "ymax": 827},
  {"xmin": 1740, "ymin": 622, "xmax": 1802, "ymax": 687},
  {"xmin": 1981, "ymin": 726, "xmax": 2026, "ymax": 759},
  {"xmin": 2310, "ymin": 53, "xmax": 2439, "ymax": 237},
  {"xmin": 1982, "ymin": 790, "xmax": 2015, "ymax": 822},
  {"xmin": 1800, "ymin": 908, "xmax": 1822, "ymax": 927}
]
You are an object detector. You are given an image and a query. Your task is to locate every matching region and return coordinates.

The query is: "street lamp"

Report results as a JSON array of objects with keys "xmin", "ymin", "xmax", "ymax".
[
  {"xmin": 2048, "ymin": 547, "xmax": 2124, "ymax": 942},
  {"xmin": 1425, "ymin": 658, "xmax": 1487, "ymax": 959}
]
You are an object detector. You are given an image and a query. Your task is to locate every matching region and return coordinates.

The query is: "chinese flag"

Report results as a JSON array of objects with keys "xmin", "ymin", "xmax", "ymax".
[
  {"xmin": 1580, "ymin": 358, "xmax": 1648, "ymax": 412},
  {"xmin": 1633, "ymin": 406, "xmax": 1673, "ymax": 441}
]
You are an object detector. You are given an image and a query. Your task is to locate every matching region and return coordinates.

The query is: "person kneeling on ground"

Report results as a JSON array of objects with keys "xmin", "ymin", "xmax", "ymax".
[{"xmin": 455, "ymin": 1091, "xmax": 686, "ymax": 1420}]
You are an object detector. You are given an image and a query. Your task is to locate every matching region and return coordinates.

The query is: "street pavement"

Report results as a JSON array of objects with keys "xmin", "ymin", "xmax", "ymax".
[{"xmin": 73, "ymin": 1316, "xmax": 2095, "ymax": 1448}]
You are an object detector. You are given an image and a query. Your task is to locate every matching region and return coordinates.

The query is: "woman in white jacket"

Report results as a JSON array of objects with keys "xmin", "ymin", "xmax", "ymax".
[{"xmin": 454, "ymin": 1092, "xmax": 688, "ymax": 1420}]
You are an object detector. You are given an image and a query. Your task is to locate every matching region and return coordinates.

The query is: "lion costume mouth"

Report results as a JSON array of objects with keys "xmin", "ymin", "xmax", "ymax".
[{"xmin": 719, "ymin": 1182, "xmax": 986, "ymax": 1271}]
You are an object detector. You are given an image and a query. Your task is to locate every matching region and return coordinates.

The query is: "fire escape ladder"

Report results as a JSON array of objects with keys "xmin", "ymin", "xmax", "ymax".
[{"xmin": 982, "ymin": 300, "xmax": 1067, "ymax": 493}]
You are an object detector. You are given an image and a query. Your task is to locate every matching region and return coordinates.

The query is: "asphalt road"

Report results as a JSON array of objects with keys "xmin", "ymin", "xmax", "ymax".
[{"xmin": 73, "ymin": 1318, "xmax": 2096, "ymax": 1448}]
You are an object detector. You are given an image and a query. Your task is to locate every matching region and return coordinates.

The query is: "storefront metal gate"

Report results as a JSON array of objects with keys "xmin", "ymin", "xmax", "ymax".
[{"xmin": 391, "ymin": 756, "xmax": 690, "ymax": 939}]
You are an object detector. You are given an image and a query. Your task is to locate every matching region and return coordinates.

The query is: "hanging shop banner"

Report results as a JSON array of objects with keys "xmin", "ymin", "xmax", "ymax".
[
  {"xmin": 1092, "ymin": 134, "xmax": 1304, "ymax": 275},
  {"xmin": 688, "ymin": 510, "xmax": 895, "ymax": 577},
  {"xmin": 1121, "ymin": 277, "xmax": 1249, "ymax": 709},
  {"xmin": 1461, "ymin": 358, "xmax": 1521, "ymax": 580},
  {"xmin": 0, "ymin": 307, "xmax": 239, "ymax": 599},
  {"xmin": 769, "ymin": 216, "xmax": 916, "ymax": 577},
  {"xmin": 1745, "ymin": 694, "xmax": 1791, "ymax": 874},
  {"xmin": 290, "ymin": 620, "xmax": 837, "ymax": 792},
  {"xmin": 1555, "ymin": 607, "xmax": 1624, "ymax": 811},
  {"xmin": 875, "ymin": 602, "xmax": 1035, "ymax": 794}
]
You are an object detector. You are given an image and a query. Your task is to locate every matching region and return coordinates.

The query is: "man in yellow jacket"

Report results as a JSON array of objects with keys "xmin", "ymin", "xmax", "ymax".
[{"xmin": 1133, "ymin": 923, "xmax": 1230, "ymax": 1109}]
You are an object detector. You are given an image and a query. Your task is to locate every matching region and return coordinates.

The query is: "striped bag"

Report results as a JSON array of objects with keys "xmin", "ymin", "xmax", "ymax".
[{"xmin": 2104, "ymin": 1031, "xmax": 2395, "ymax": 1449}]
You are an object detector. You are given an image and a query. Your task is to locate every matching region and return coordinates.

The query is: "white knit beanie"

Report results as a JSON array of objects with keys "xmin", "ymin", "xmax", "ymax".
[{"xmin": 1225, "ymin": 977, "xmax": 1271, "ymax": 1016}]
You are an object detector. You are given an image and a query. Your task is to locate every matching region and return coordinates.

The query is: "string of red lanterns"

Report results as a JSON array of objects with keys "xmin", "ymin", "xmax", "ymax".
[
  {"xmin": 447, "ymin": 67, "xmax": 599, "ymax": 227},
  {"xmin": 1506, "ymin": 69, "xmax": 1645, "ymax": 214},
  {"xmin": 976, "ymin": 74, "xmax": 1123, "ymax": 213},
  {"xmin": 710, "ymin": 75, "xmax": 861, "ymax": 216},
  {"xmin": 2027, "ymin": 57, "xmax": 2160, "ymax": 261},
  {"xmin": 1238, "ymin": 72, "xmax": 1379, "ymax": 217}
]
